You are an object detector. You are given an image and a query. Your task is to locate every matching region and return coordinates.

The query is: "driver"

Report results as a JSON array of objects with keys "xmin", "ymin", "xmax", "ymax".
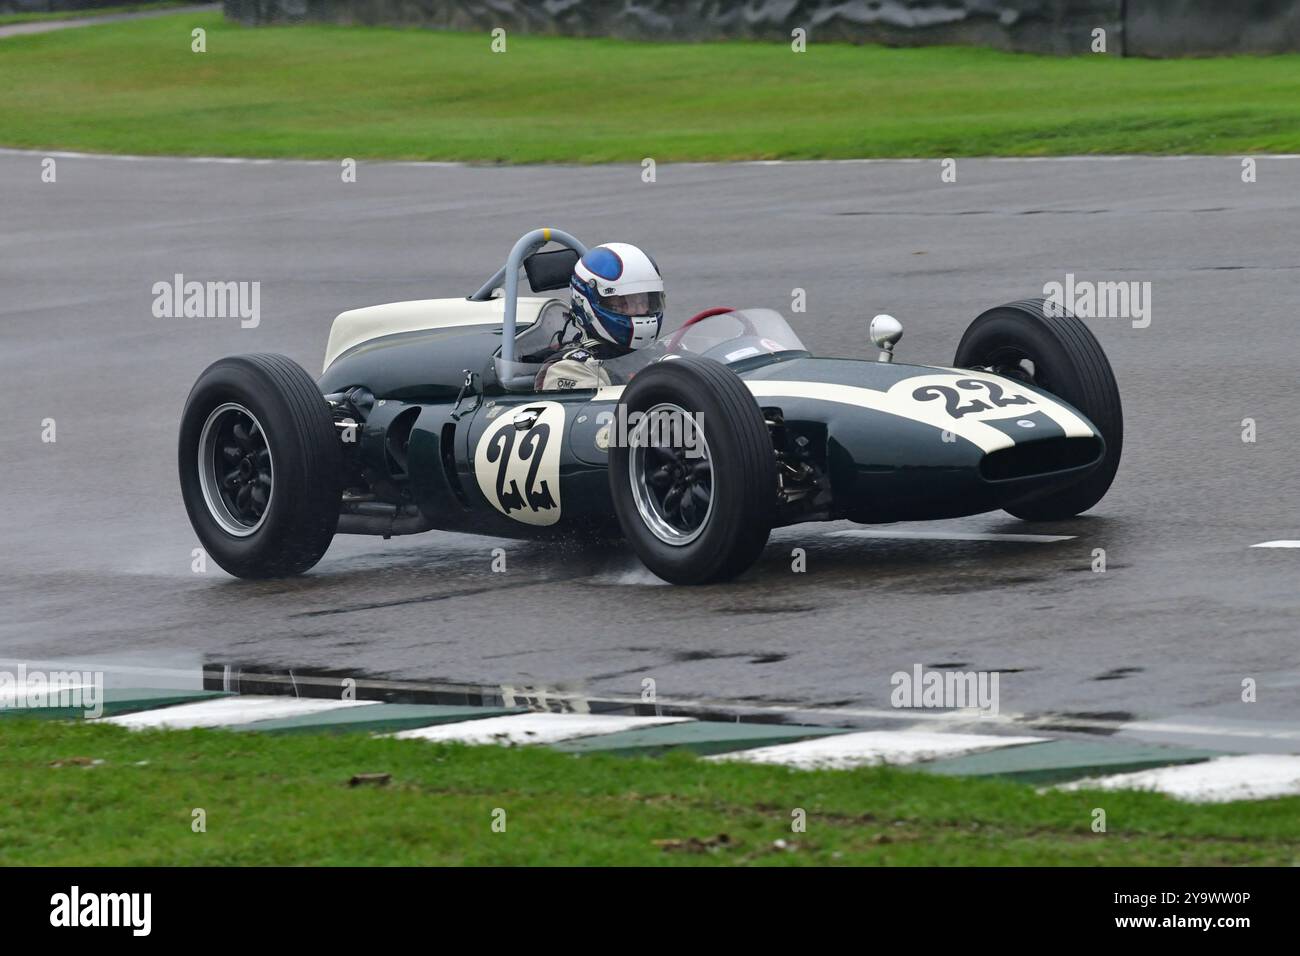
[{"xmin": 535, "ymin": 242, "xmax": 665, "ymax": 391}]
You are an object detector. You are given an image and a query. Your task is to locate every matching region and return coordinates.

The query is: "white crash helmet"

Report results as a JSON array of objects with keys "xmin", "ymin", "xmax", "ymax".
[{"xmin": 570, "ymin": 242, "xmax": 665, "ymax": 350}]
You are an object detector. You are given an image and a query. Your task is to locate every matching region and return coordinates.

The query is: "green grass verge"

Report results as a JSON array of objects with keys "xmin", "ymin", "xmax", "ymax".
[
  {"xmin": 1, "ymin": 14, "xmax": 1300, "ymax": 161},
  {"xmin": 0, "ymin": 2, "xmax": 186, "ymax": 27},
  {"xmin": 2, "ymin": 719, "xmax": 1297, "ymax": 865}
]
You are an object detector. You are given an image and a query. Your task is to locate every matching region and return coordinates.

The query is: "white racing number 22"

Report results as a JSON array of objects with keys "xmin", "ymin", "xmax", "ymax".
[{"xmin": 473, "ymin": 402, "xmax": 565, "ymax": 526}]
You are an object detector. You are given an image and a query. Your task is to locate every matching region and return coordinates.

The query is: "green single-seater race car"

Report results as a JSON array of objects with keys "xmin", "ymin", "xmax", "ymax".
[{"xmin": 178, "ymin": 227, "xmax": 1122, "ymax": 585}]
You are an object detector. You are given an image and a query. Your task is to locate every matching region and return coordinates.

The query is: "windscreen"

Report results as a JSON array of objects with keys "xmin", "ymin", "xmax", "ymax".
[
  {"xmin": 601, "ymin": 308, "xmax": 808, "ymax": 383},
  {"xmin": 661, "ymin": 308, "xmax": 807, "ymax": 360}
]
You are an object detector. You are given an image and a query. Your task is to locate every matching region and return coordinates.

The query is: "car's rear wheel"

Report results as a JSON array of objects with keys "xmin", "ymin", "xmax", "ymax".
[
  {"xmin": 608, "ymin": 356, "xmax": 775, "ymax": 584},
  {"xmin": 954, "ymin": 297, "xmax": 1123, "ymax": 520},
  {"xmin": 179, "ymin": 353, "xmax": 343, "ymax": 577}
]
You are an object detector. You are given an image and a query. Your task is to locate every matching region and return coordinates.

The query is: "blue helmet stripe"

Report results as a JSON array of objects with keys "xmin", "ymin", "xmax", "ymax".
[{"xmin": 581, "ymin": 246, "xmax": 624, "ymax": 281}]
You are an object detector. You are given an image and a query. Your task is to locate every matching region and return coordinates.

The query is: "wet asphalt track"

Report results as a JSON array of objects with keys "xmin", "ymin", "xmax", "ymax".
[{"xmin": 2, "ymin": 151, "xmax": 1297, "ymax": 747}]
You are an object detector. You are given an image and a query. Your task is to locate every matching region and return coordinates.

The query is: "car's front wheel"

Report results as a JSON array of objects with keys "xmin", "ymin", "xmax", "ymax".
[
  {"xmin": 178, "ymin": 353, "xmax": 343, "ymax": 578},
  {"xmin": 955, "ymin": 297, "xmax": 1123, "ymax": 520},
  {"xmin": 608, "ymin": 356, "xmax": 776, "ymax": 584}
]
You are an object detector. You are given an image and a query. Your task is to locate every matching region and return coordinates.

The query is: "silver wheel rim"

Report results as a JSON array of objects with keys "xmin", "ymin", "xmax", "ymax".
[
  {"xmin": 628, "ymin": 402, "xmax": 714, "ymax": 547},
  {"xmin": 197, "ymin": 402, "xmax": 274, "ymax": 537}
]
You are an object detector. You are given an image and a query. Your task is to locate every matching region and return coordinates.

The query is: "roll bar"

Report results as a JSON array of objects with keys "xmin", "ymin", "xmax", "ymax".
[{"xmin": 470, "ymin": 228, "xmax": 587, "ymax": 366}]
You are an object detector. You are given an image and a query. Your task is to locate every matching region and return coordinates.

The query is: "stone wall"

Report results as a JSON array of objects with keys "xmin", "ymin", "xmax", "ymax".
[
  {"xmin": 208, "ymin": 0, "xmax": 1300, "ymax": 57},
  {"xmin": 222, "ymin": 1, "xmax": 1123, "ymax": 55},
  {"xmin": 1128, "ymin": 0, "xmax": 1300, "ymax": 56}
]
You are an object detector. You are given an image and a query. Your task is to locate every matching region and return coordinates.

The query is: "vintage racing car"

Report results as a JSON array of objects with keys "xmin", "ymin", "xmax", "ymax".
[{"xmin": 178, "ymin": 228, "xmax": 1122, "ymax": 585}]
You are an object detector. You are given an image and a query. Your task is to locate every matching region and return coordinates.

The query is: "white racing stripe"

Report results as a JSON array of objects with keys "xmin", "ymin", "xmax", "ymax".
[
  {"xmin": 595, "ymin": 373, "xmax": 1092, "ymax": 454},
  {"xmin": 746, "ymin": 377, "xmax": 1093, "ymax": 454},
  {"xmin": 708, "ymin": 730, "xmax": 1045, "ymax": 769},
  {"xmin": 101, "ymin": 696, "xmax": 379, "ymax": 729},
  {"xmin": 393, "ymin": 712, "xmax": 691, "ymax": 745},
  {"xmin": 831, "ymin": 529, "xmax": 1075, "ymax": 544},
  {"xmin": 1059, "ymin": 755, "xmax": 1300, "ymax": 803},
  {"xmin": 1251, "ymin": 540, "xmax": 1300, "ymax": 548},
  {"xmin": 324, "ymin": 296, "xmax": 555, "ymax": 370}
]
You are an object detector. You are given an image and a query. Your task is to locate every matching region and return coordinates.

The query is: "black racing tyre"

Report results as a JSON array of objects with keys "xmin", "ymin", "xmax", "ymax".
[
  {"xmin": 178, "ymin": 353, "xmax": 343, "ymax": 578},
  {"xmin": 608, "ymin": 356, "xmax": 776, "ymax": 584},
  {"xmin": 954, "ymin": 297, "xmax": 1122, "ymax": 521}
]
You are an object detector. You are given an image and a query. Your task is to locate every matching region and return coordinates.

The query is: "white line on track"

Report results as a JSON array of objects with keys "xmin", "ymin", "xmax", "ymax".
[
  {"xmin": 1251, "ymin": 540, "xmax": 1300, "ymax": 548},
  {"xmin": 0, "ymin": 658, "xmax": 204, "ymax": 684},
  {"xmin": 0, "ymin": 5, "xmax": 215, "ymax": 41},
  {"xmin": 392, "ymin": 712, "xmax": 692, "ymax": 745},
  {"xmin": 101, "ymin": 696, "xmax": 378, "ymax": 730},
  {"xmin": 0, "ymin": 656, "xmax": 1028, "ymax": 726},
  {"xmin": 830, "ymin": 529, "xmax": 1075, "ymax": 544},
  {"xmin": 745, "ymin": 155, "xmax": 1300, "ymax": 165},
  {"xmin": 1058, "ymin": 754, "xmax": 1300, "ymax": 803},
  {"xmin": 0, "ymin": 684, "xmax": 94, "ymax": 707},
  {"xmin": 0, "ymin": 147, "xmax": 456, "ymax": 167},
  {"xmin": 708, "ymin": 730, "xmax": 1044, "ymax": 769},
  {"xmin": 1116, "ymin": 717, "xmax": 1300, "ymax": 746},
  {"xmin": 3, "ymin": 147, "xmax": 1300, "ymax": 168}
]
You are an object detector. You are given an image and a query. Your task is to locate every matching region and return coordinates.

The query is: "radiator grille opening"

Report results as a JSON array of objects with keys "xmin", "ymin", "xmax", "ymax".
[{"xmin": 980, "ymin": 437, "xmax": 1103, "ymax": 481}]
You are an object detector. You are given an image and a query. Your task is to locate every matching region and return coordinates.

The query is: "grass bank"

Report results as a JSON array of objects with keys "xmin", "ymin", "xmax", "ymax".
[
  {"xmin": 2, "ymin": 719, "xmax": 1296, "ymax": 865},
  {"xmin": 0, "ymin": 14, "xmax": 1298, "ymax": 161}
]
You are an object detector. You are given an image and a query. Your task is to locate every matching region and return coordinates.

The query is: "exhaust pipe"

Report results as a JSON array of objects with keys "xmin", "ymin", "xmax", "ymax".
[{"xmin": 336, "ymin": 500, "xmax": 432, "ymax": 538}]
